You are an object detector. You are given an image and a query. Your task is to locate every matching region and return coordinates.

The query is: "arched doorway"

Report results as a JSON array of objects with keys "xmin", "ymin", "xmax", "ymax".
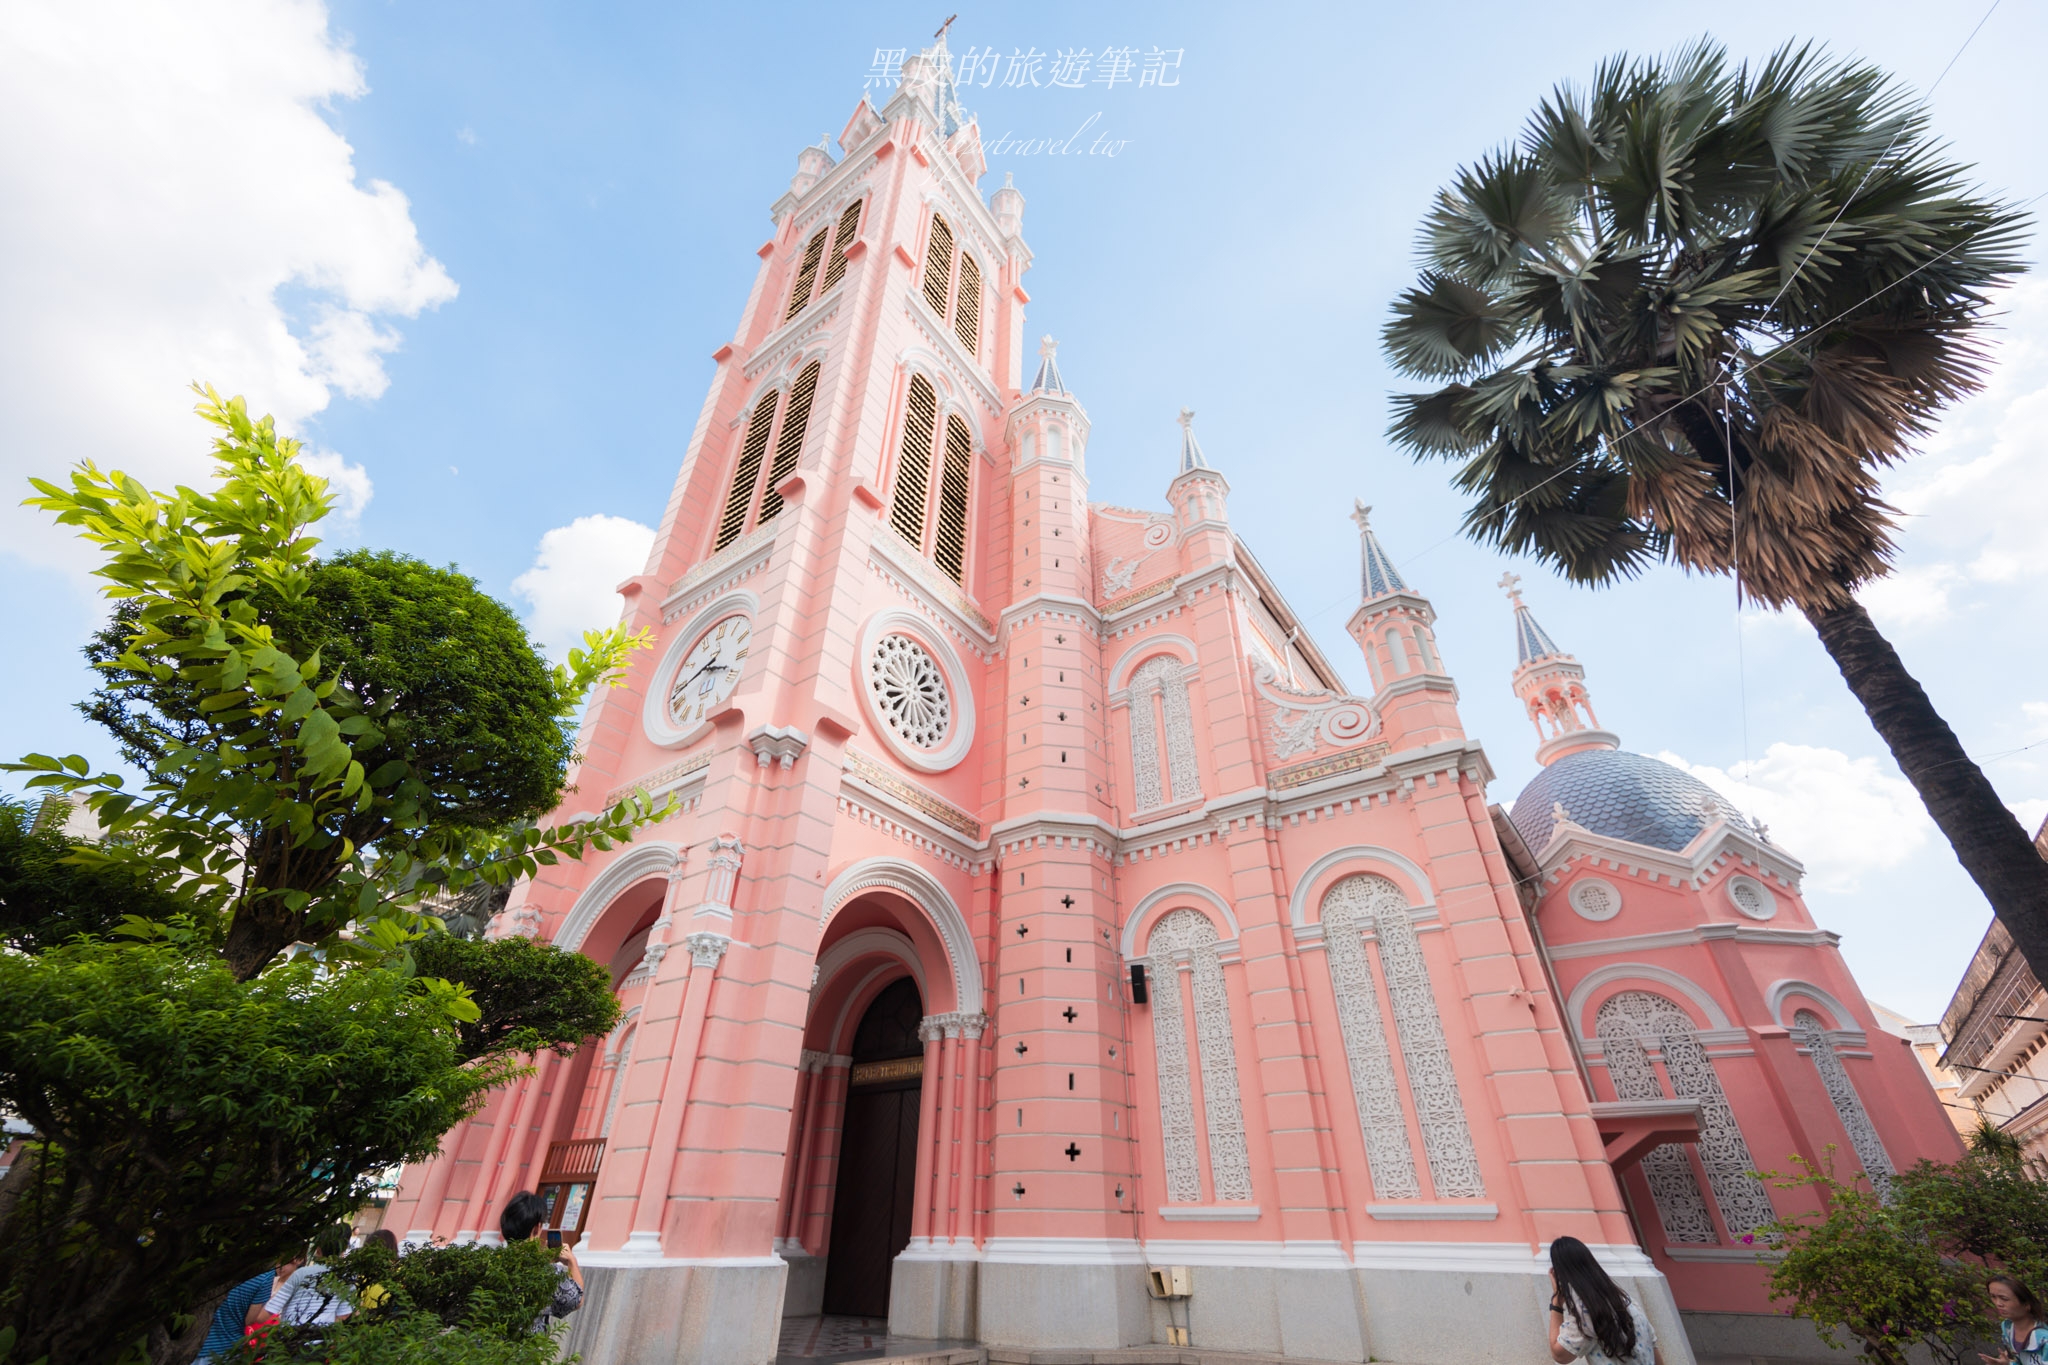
[{"xmin": 821, "ymin": 976, "xmax": 925, "ymax": 1317}]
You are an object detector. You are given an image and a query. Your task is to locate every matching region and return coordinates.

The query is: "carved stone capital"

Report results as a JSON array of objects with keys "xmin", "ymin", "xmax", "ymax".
[
  {"xmin": 684, "ymin": 931, "xmax": 732, "ymax": 969},
  {"xmin": 745, "ymin": 724, "xmax": 812, "ymax": 770}
]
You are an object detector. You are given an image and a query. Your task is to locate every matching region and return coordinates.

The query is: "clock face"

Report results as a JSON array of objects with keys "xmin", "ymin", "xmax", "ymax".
[{"xmin": 667, "ymin": 615, "xmax": 751, "ymax": 729}]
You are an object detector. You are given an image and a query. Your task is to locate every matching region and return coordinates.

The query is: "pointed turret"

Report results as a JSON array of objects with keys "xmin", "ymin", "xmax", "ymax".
[
  {"xmin": 1030, "ymin": 334, "xmax": 1066, "ymax": 394},
  {"xmin": 1344, "ymin": 498, "xmax": 1447, "ymax": 698},
  {"xmin": 1177, "ymin": 407, "xmax": 1211, "ymax": 473},
  {"xmin": 1500, "ymin": 572, "xmax": 1619, "ymax": 766},
  {"xmin": 1351, "ymin": 501, "xmax": 1409, "ymax": 601},
  {"xmin": 1165, "ymin": 408, "xmax": 1229, "ymax": 549}
]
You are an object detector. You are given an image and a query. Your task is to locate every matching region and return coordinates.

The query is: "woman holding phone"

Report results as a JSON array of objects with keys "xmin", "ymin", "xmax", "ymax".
[{"xmin": 500, "ymin": 1191, "xmax": 584, "ymax": 1333}]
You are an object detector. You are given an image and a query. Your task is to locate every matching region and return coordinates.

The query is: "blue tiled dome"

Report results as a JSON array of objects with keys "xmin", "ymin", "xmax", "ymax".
[{"xmin": 1509, "ymin": 747, "xmax": 1752, "ymax": 854}]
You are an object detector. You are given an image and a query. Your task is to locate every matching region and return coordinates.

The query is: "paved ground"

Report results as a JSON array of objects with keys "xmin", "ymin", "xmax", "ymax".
[{"xmin": 775, "ymin": 1314, "xmax": 974, "ymax": 1364}]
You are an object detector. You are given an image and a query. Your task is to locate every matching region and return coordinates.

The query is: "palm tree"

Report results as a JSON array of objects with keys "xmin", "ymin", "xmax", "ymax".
[{"xmin": 1380, "ymin": 42, "xmax": 2046, "ymax": 979}]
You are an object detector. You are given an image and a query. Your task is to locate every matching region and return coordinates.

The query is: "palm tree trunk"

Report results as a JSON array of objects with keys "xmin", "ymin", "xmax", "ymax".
[{"xmin": 1803, "ymin": 595, "xmax": 2048, "ymax": 985}]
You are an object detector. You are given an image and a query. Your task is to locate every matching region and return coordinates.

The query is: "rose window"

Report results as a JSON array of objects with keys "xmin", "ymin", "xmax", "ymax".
[{"xmin": 868, "ymin": 635, "xmax": 951, "ymax": 749}]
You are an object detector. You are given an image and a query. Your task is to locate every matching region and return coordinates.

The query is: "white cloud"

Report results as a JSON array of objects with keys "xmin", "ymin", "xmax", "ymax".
[
  {"xmin": 296, "ymin": 448, "xmax": 373, "ymax": 532},
  {"xmin": 1864, "ymin": 280, "xmax": 2048, "ymax": 626},
  {"xmin": 512, "ymin": 515, "xmax": 658, "ymax": 663},
  {"xmin": 1656, "ymin": 744, "xmax": 1933, "ymax": 894},
  {"xmin": 2009, "ymin": 798, "xmax": 2048, "ymax": 841},
  {"xmin": 0, "ymin": 0, "xmax": 455, "ymax": 571}
]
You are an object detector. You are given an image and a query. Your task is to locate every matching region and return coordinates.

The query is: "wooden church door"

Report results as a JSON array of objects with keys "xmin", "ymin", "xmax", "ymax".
[{"xmin": 821, "ymin": 977, "xmax": 925, "ymax": 1317}]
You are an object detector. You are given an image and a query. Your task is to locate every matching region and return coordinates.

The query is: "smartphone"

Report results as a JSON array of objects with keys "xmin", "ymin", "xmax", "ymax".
[{"xmin": 546, "ymin": 1229, "xmax": 562, "ymax": 1249}]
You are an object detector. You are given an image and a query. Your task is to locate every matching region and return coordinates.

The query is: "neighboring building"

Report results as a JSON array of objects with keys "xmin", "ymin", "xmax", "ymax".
[
  {"xmin": 384, "ymin": 31, "xmax": 1960, "ymax": 1365},
  {"xmin": 1939, "ymin": 898, "xmax": 2048, "ymax": 1163},
  {"xmin": 1868, "ymin": 1002, "xmax": 1971, "ymax": 1141}
]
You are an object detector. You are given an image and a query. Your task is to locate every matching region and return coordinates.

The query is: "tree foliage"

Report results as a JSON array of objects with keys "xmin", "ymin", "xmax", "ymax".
[
  {"xmin": 0, "ymin": 942, "xmax": 518, "ymax": 1365},
  {"xmin": 220, "ymin": 1239, "xmax": 573, "ymax": 1364},
  {"xmin": 414, "ymin": 932, "xmax": 621, "ymax": 1062},
  {"xmin": 1380, "ymin": 39, "xmax": 2028, "ymax": 609},
  {"xmin": 1763, "ymin": 1151, "xmax": 2048, "ymax": 1365},
  {"xmin": 0, "ymin": 795, "xmax": 189, "ymax": 954},
  {"xmin": 9, "ymin": 386, "xmax": 666, "ymax": 980}
]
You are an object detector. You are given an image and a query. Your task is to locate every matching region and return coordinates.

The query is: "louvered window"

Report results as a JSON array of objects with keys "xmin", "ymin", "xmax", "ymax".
[
  {"xmin": 784, "ymin": 229, "xmax": 828, "ymax": 322},
  {"xmin": 953, "ymin": 255, "xmax": 980, "ymax": 355},
  {"xmin": 715, "ymin": 392, "xmax": 780, "ymax": 551},
  {"xmin": 756, "ymin": 361, "xmax": 819, "ymax": 525},
  {"xmin": 889, "ymin": 374, "xmax": 938, "ymax": 546},
  {"xmin": 922, "ymin": 215, "xmax": 954, "ymax": 316},
  {"xmin": 818, "ymin": 198, "xmax": 864, "ymax": 295},
  {"xmin": 932, "ymin": 413, "xmax": 973, "ymax": 582}
]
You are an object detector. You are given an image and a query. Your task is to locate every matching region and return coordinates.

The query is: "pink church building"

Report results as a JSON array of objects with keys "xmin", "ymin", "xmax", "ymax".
[{"xmin": 384, "ymin": 33, "xmax": 1959, "ymax": 1365}]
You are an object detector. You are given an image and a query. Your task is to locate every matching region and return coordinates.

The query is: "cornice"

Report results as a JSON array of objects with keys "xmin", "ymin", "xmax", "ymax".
[
  {"xmin": 1533, "ymin": 818, "xmax": 1807, "ymax": 893},
  {"xmin": 662, "ymin": 522, "xmax": 779, "ymax": 622},
  {"xmin": 900, "ymin": 286, "xmax": 1003, "ymax": 420},
  {"xmin": 999, "ymin": 592, "xmax": 1102, "ymax": 640},
  {"xmin": 1372, "ymin": 671, "xmax": 1461, "ymax": 706},
  {"xmin": 1543, "ymin": 923, "xmax": 1842, "ymax": 962},
  {"xmin": 742, "ymin": 286, "xmax": 845, "ymax": 383}
]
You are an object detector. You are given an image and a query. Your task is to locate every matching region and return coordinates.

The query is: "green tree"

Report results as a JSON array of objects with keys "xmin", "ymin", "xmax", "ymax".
[
  {"xmin": 1763, "ymin": 1150, "xmax": 2048, "ymax": 1365},
  {"xmin": 0, "ymin": 943, "xmax": 519, "ymax": 1365},
  {"xmin": 0, "ymin": 795, "xmax": 189, "ymax": 954},
  {"xmin": 0, "ymin": 388, "xmax": 665, "ymax": 1362},
  {"xmin": 1379, "ymin": 43, "xmax": 2046, "ymax": 980},
  {"xmin": 12, "ymin": 386, "xmax": 664, "ymax": 980}
]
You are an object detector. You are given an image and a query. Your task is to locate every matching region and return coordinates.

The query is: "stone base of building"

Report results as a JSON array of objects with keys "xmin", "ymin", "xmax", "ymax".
[
  {"xmin": 892, "ymin": 1246, "xmax": 981, "ymax": 1340},
  {"xmin": 1679, "ymin": 1309, "xmax": 1853, "ymax": 1364},
  {"xmin": 561, "ymin": 1257, "xmax": 788, "ymax": 1365},
  {"xmin": 780, "ymin": 1250, "xmax": 826, "ymax": 1317}
]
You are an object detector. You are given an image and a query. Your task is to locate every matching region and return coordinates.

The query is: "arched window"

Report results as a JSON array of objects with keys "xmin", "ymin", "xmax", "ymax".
[
  {"xmin": 1793, "ymin": 1010, "xmax": 1894, "ymax": 1198},
  {"xmin": 1321, "ymin": 874, "xmax": 1483, "ymax": 1198},
  {"xmin": 1145, "ymin": 908, "xmax": 1252, "ymax": 1203},
  {"xmin": 888, "ymin": 374, "xmax": 938, "ymax": 546},
  {"xmin": 756, "ymin": 361, "xmax": 820, "ymax": 524},
  {"xmin": 922, "ymin": 214, "xmax": 954, "ymax": 317},
  {"xmin": 785, "ymin": 227, "xmax": 829, "ymax": 321},
  {"xmin": 715, "ymin": 391, "xmax": 781, "ymax": 550},
  {"xmin": 818, "ymin": 198, "xmax": 864, "ymax": 295},
  {"xmin": 1596, "ymin": 991, "xmax": 1774, "ymax": 1241},
  {"xmin": 932, "ymin": 413, "xmax": 973, "ymax": 583},
  {"xmin": 1126, "ymin": 655, "xmax": 1201, "ymax": 812},
  {"xmin": 953, "ymin": 254, "xmax": 980, "ymax": 355}
]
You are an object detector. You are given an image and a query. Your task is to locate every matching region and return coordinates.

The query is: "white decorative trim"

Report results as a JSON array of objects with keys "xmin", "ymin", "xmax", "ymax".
[
  {"xmin": 1107, "ymin": 633, "xmax": 1198, "ymax": 693},
  {"xmin": 555, "ymin": 843, "xmax": 684, "ymax": 954},
  {"xmin": 1565, "ymin": 962, "xmax": 1736, "ymax": 1042},
  {"xmin": 745, "ymin": 724, "xmax": 810, "ymax": 769},
  {"xmin": 1155, "ymin": 1204, "xmax": 1262, "ymax": 1221},
  {"xmin": 1287, "ymin": 844, "xmax": 1439, "ymax": 928},
  {"xmin": 857, "ymin": 608, "xmax": 977, "ymax": 772},
  {"xmin": 1365, "ymin": 1203, "xmax": 1499, "ymax": 1221},
  {"xmin": 643, "ymin": 593, "xmax": 759, "ymax": 748},
  {"xmin": 978, "ymin": 1237, "xmax": 1147, "ymax": 1265},
  {"xmin": 1726, "ymin": 873, "xmax": 1778, "ymax": 921},
  {"xmin": 1568, "ymin": 877, "xmax": 1623, "ymax": 922},
  {"xmin": 1119, "ymin": 882, "xmax": 1240, "ymax": 959},
  {"xmin": 577, "ymin": 1249, "xmax": 788, "ymax": 1269},
  {"xmin": 1767, "ymin": 979, "xmax": 1857, "ymax": 1031},
  {"xmin": 1140, "ymin": 1239, "xmax": 1351, "ymax": 1270},
  {"xmin": 1544, "ymin": 923, "xmax": 1840, "ymax": 961},
  {"xmin": 811, "ymin": 927, "xmax": 927, "ymax": 1005},
  {"xmin": 1662, "ymin": 1246, "xmax": 1780, "ymax": 1264},
  {"xmin": 820, "ymin": 857, "xmax": 982, "ymax": 1015}
]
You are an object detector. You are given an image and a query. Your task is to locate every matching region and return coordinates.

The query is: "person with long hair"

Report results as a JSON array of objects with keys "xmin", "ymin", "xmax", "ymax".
[
  {"xmin": 1985, "ymin": 1276, "xmax": 2046, "ymax": 1365},
  {"xmin": 1546, "ymin": 1236, "xmax": 1662, "ymax": 1365}
]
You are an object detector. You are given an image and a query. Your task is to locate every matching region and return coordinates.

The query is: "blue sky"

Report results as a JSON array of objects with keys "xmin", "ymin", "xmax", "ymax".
[{"xmin": 3, "ymin": 0, "xmax": 2045, "ymax": 1020}]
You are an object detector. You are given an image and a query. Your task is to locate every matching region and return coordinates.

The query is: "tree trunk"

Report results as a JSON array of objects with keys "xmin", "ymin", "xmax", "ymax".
[{"xmin": 1804, "ymin": 596, "xmax": 2048, "ymax": 985}]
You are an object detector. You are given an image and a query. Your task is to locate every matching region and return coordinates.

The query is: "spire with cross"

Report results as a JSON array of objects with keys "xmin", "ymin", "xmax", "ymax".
[
  {"xmin": 1502, "ymin": 570, "xmax": 1563, "ymax": 665},
  {"xmin": 1031, "ymin": 334, "xmax": 1066, "ymax": 394},
  {"xmin": 1176, "ymin": 407, "xmax": 1210, "ymax": 473},
  {"xmin": 1353, "ymin": 499, "xmax": 1409, "ymax": 601}
]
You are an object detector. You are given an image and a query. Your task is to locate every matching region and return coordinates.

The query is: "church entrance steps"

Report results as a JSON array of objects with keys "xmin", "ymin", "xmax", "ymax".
[{"xmin": 981, "ymin": 1350, "xmax": 1426, "ymax": 1365}]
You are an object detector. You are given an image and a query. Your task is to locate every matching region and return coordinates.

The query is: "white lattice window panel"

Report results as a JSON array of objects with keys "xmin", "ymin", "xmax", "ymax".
[
  {"xmin": 1597, "ymin": 991, "xmax": 1775, "ymax": 1239},
  {"xmin": 868, "ymin": 634, "xmax": 952, "ymax": 749},
  {"xmin": 1128, "ymin": 656, "xmax": 1201, "ymax": 810},
  {"xmin": 1320, "ymin": 875, "xmax": 1484, "ymax": 1198},
  {"xmin": 1321, "ymin": 876, "xmax": 1419, "ymax": 1198},
  {"xmin": 1598, "ymin": 1021, "xmax": 1716, "ymax": 1242},
  {"xmin": 1793, "ymin": 1010, "xmax": 1893, "ymax": 1199},
  {"xmin": 1147, "ymin": 908, "xmax": 1253, "ymax": 1203}
]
